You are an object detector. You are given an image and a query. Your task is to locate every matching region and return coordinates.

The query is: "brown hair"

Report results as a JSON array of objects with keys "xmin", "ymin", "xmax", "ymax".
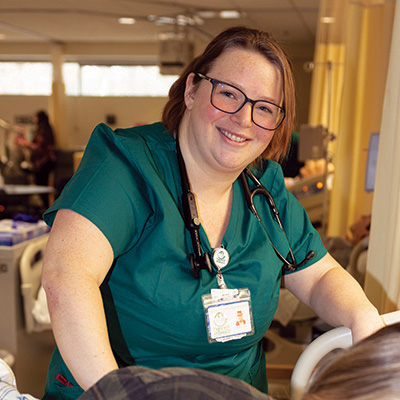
[
  {"xmin": 162, "ymin": 26, "xmax": 295, "ymax": 163},
  {"xmin": 302, "ymin": 323, "xmax": 400, "ymax": 400}
]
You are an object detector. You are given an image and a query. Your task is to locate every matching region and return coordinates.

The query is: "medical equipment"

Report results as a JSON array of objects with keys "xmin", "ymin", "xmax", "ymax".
[
  {"xmin": 176, "ymin": 142, "xmax": 315, "ymax": 279},
  {"xmin": 20, "ymin": 235, "xmax": 51, "ymax": 333}
]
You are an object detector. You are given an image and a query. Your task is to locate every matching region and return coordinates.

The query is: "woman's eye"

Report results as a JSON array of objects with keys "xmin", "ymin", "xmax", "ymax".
[
  {"xmin": 258, "ymin": 105, "xmax": 273, "ymax": 114},
  {"xmin": 221, "ymin": 90, "xmax": 236, "ymax": 99}
]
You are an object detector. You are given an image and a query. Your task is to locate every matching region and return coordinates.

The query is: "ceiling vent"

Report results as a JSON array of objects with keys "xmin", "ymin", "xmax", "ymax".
[{"xmin": 158, "ymin": 38, "xmax": 194, "ymax": 75}]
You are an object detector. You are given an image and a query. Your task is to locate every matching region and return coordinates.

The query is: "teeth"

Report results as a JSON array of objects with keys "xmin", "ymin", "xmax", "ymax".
[{"xmin": 220, "ymin": 128, "xmax": 246, "ymax": 143}]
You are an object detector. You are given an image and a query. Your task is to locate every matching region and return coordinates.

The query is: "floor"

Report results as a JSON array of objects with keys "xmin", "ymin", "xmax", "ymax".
[
  {"xmin": 264, "ymin": 327, "xmax": 307, "ymax": 400},
  {"xmin": 12, "ymin": 328, "xmax": 56, "ymax": 399}
]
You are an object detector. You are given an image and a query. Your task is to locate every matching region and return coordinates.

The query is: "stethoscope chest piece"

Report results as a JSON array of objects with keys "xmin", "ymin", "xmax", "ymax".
[{"xmin": 213, "ymin": 246, "xmax": 230, "ymax": 269}]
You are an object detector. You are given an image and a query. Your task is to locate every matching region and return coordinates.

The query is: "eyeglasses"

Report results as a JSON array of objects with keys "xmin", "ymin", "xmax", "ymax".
[{"xmin": 196, "ymin": 73, "xmax": 286, "ymax": 131}]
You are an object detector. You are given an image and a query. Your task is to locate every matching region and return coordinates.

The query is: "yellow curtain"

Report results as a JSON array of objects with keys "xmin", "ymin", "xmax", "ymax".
[
  {"xmin": 309, "ymin": 1, "xmax": 347, "ymax": 138},
  {"xmin": 364, "ymin": 0, "xmax": 400, "ymax": 312},
  {"xmin": 309, "ymin": 0, "xmax": 395, "ymax": 237}
]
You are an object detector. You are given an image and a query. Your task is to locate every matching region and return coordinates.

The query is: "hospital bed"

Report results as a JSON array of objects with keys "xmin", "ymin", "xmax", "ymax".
[
  {"xmin": 290, "ymin": 310, "xmax": 400, "ymax": 400},
  {"xmin": 1, "ymin": 311, "xmax": 399, "ymax": 400},
  {"xmin": 19, "ymin": 235, "xmax": 51, "ymax": 333},
  {"xmin": 11, "ymin": 232, "xmax": 400, "ymax": 400}
]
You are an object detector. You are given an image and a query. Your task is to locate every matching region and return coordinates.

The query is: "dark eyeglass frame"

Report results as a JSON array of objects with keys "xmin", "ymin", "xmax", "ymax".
[{"xmin": 196, "ymin": 72, "xmax": 286, "ymax": 131}]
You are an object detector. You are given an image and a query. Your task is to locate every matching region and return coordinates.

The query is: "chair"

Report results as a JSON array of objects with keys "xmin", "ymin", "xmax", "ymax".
[
  {"xmin": 19, "ymin": 235, "xmax": 52, "ymax": 333},
  {"xmin": 290, "ymin": 310, "xmax": 400, "ymax": 400}
]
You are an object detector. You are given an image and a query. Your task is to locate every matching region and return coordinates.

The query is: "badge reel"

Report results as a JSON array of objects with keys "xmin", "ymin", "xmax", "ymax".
[{"xmin": 202, "ymin": 246, "xmax": 255, "ymax": 343}]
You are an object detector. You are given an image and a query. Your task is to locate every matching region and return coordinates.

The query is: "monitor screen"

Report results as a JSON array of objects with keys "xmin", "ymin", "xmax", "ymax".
[
  {"xmin": 298, "ymin": 124, "xmax": 326, "ymax": 161},
  {"xmin": 365, "ymin": 132, "xmax": 380, "ymax": 193}
]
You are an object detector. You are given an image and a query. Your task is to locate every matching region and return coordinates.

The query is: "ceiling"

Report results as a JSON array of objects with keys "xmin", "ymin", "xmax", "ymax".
[{"xmin": 0, "ymin": 0, "xmax": 321, "ymax": 48}]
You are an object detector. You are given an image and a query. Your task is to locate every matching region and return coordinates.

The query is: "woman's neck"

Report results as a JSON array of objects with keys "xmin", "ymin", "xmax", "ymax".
[{"xmin": 177, "ymin": 136, "xmax": 238, "ymax": 248}]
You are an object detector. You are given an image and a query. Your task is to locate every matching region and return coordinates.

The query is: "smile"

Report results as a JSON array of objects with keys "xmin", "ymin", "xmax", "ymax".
[{"xmin": 219, "ymin": 128, "xmax": 247, "ymax": 143}]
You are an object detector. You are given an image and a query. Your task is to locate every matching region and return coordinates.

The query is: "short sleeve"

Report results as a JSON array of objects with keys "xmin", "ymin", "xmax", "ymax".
[{"xmin": 43, "ymin": 123, "xmax": 153, "ymax": 256}]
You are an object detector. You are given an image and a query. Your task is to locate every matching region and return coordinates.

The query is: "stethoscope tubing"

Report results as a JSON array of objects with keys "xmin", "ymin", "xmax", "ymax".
[{"xmin": 176, "ymin": 140, "xmax": 314, "ymax": 277}]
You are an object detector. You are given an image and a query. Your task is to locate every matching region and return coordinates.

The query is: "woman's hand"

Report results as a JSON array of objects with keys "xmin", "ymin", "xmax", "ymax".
[
  {"xmin": 14, "ymin": 134, "xmax": 28, "ymax": 147},
  {"xmin": 350, "ymin": 313, "xmax": 386, "ymax": 343}
]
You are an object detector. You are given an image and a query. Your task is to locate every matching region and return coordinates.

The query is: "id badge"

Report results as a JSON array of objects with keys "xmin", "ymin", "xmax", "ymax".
[{"xmin": 202, "ymin": 288, "xmax": 254, "ymax": 343}]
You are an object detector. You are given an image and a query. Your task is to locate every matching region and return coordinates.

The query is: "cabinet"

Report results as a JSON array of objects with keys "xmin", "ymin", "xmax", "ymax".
[{"xmin": 0, "ymin": 235, "xmax": 48, "ymax": 355}]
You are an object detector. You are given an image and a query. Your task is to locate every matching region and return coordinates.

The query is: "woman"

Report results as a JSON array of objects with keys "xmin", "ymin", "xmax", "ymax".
[
  {"xmin": 16, "ymin": 110, "xmax": 56, "ymax": 206},
  {"xmin": 41, "ymin": 26, "xmax": 383, "ymax": 399}
]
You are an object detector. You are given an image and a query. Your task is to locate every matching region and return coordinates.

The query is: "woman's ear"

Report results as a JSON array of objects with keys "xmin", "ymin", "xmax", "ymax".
[{"xmin": 184, "ymin": 73, "xmax": 196, "ymax": 110}]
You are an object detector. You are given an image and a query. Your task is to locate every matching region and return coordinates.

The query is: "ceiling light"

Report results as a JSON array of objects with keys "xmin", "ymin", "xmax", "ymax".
[
  {"xmin": 192, "ymin": 15, "xmax": 204, "ymax": 25},
  {"xmin": 197, "ymin": 11, "xmax": 217, "ymax": 19},
  {"xmin": 219, "ymin": 10, "xmax": 241, "ymax": 19},
  {"xmin": 154, "ymin": 16, "xmax": 176, "ymax": 25},
  {"xmin": 176, "ymin": 15, "xmax": 190, "ymax": 25},
  {"xmin": 320, "ymin": 16, "xmax": 335, "ymax": 24},
  {"xmin": 118, "ymin": 17, "xmax": 136, "ymax": 25},
  {"xmin": 158, "ymin": 32, "xmax": 186, "ymax": 40}
]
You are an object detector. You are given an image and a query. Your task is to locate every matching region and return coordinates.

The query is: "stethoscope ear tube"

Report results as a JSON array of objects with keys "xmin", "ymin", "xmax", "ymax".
[
  {"xmin": 178, "ymin": 143, "xmax": 316, "ymax": 277},
  {"xmin": 177, "ymin": 141, "xmax": 214, "ymax": 278},
  {"xmin": 190, "ymin": 252, "xmax": 212, "ymax": 279},
  {"xmin": 241, "ymin": 168, "xmax": 315, "ymax": 272},
  {"xmin": 240, "ymin": 171, "xmax": 261, "ymax": 222}
]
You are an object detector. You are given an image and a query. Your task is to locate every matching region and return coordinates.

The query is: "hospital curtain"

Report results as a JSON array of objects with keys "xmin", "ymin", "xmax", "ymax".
[
  {"xmin": 308, "ymin": 1, "xmax": 346, "ymax": 141},
  {"xmin": 364, "ymin": 0, "xmax": 400, "ymax": 312},
  {"xmin": 308, "ymin": 0, "xmax": 395, "ymax": 237}
]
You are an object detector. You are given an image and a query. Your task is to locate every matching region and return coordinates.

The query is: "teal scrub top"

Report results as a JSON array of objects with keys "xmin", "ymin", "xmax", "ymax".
[{"xmin": 42, "ymin": 122, "xmax": 327, "ymax": 399}]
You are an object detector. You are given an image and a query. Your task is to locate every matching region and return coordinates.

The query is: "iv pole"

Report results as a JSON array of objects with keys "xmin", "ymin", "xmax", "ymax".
[{"xmin": 321, "ymin": 61, "xmax": 333, "ymax": 235}]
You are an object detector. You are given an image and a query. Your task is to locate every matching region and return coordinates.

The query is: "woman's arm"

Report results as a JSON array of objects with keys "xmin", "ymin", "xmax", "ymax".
[
  {"xmin": 284, "ymin": 253, "xmax": 385, "ymax": 343},
  {"xmin": 41, "ymin": 209, "xmax": 118, "ymax": 390}
]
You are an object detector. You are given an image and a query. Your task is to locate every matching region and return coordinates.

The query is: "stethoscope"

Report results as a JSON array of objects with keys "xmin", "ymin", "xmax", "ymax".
[{"xmin": 176, "ymin": 141, "xmax": 315, "ymax": 279}]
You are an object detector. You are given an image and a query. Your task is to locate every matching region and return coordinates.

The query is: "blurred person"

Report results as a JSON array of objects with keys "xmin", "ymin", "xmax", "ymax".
[
  {"xmin": 16, "ymin": 110, "xmax": 56, "ymax": 206},
  {"xmin": 346, "ymin": 214, "xmax": 371, "ymax": 246},
  {"xmin": 302, "ymin": 322, "xmax": 400, "ymax": 400}
]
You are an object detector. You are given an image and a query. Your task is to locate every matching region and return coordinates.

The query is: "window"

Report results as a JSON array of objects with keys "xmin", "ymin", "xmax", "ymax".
[
  {"xmin": 0, "ymin": 62, "xmax": 52, "ymax": 95},
  {"xmin": 0, "ymin": 62, "xmax": 178, "ymax": 96}
]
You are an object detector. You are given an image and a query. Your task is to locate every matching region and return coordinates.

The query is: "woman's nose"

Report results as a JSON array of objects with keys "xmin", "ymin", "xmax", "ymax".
[{"xmin": 231, "ymin": 102, "xmax": 253, "ymax": 127}]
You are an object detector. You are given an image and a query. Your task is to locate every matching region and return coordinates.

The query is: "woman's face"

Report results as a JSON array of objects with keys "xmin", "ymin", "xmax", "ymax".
[{"xmin": 182, "ymin": 47, "xmax": 283, "ymax": 175}]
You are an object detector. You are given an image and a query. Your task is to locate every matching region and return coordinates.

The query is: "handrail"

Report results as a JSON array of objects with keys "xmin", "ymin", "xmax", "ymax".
[{"xmin": 290, "ymin": 310, "xmax": 400, "ymax": 400}]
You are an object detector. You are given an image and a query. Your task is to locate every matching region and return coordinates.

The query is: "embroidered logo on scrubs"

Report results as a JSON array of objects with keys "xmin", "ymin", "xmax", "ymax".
[{"xmin": 56, "ymin": 374, "xmax": 73, "ymax": 387}]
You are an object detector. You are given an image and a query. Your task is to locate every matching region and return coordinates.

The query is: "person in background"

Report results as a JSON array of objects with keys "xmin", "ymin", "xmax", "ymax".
[
  {"xmin": 0, "ymin": 357, "xmax": 274, "ymax": 400},
  {"xmin": 281, "ymin": 131, "xmax": 304, "ymax": 178},
  {"xmin": 16, "ymin": 110, "xmax": 56, "ymax": 206},
  {"xmin": 320, "ymin": 214, "xmax": 371, "ymax": 269},
  {"xmin": 302, "ymin": 322, "xmax": 400, "ymax": 400},
  {"xmin": 346, "ymin": 214, "xmax": 371, "ymax": 246},
  {"xmin": 41, "ymin": 26, "xmax": 384, "ymax": 400},
  {"xmin": 0, "ymin": 356, "xmax": 37, "ymax": 400}
]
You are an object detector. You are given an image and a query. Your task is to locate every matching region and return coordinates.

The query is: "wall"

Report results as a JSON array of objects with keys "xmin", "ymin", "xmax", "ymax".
[
  {"xmin": 0, "ymin": 95, "xmax": 168, "ymax": 149},
  {"xmin": 65, "ymin": 96, "xmax": 168, "ymax": 148},
  {"xmin": 0, "ymin": 40, "xmax": 315, "ymax": 149},
  {"xmin": 282, "ymin": 42, "xmax": 315, "ymax": 131}
]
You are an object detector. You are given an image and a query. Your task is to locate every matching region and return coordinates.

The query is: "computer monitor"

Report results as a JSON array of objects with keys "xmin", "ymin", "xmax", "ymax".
[
  {"xmin": 298, "ymin": 124, "xmax": 327, "ymax": 161},
  {"xmin": 364, "ymin": 132, "xmax": 380, "ymax": 193}
]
